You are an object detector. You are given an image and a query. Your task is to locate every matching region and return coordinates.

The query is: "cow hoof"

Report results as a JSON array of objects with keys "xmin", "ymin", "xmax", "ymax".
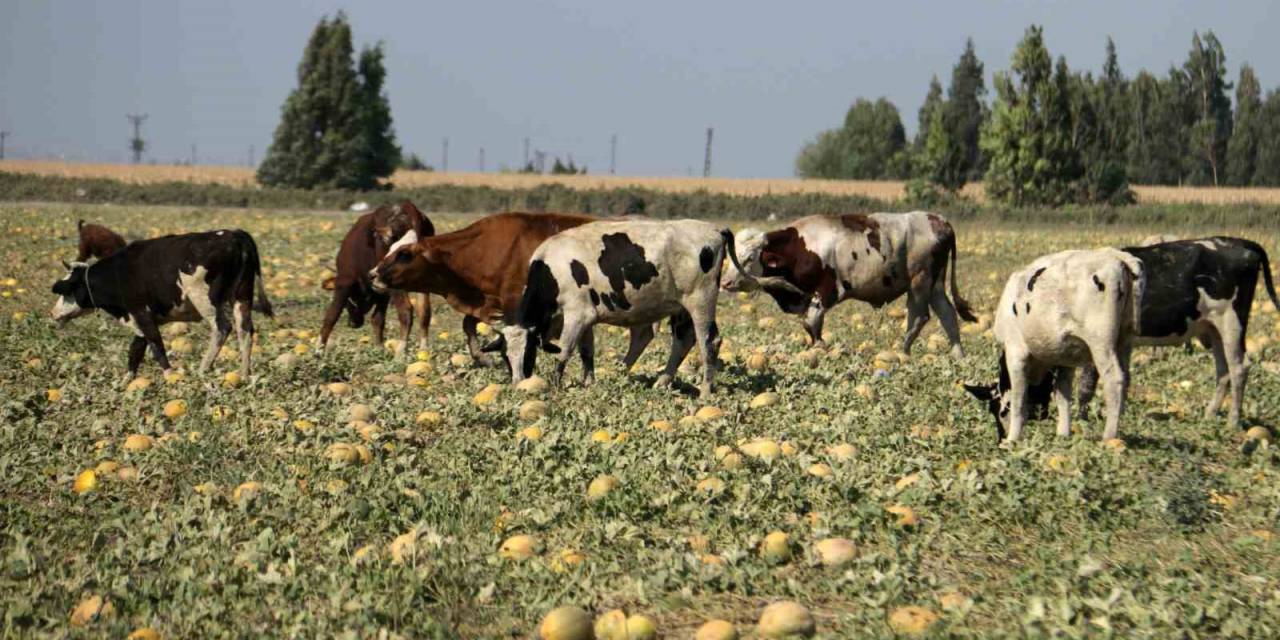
[
  {"xmin": 653, "ymin": 374, "xmax": 672, "ymax": 389},
  {"xmin": 950, "ymin": 346, "xmax": 965, "ymax": 359}
]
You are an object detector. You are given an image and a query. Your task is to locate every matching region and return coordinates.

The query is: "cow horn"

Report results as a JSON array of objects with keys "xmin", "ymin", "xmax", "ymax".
[
  {"xmin": 754, "ymin": 276, "xmax": 806, "ymax": 296},
  {"xmin": 61, "ymin": 259, "xmax": 72, "ymax": 270}
]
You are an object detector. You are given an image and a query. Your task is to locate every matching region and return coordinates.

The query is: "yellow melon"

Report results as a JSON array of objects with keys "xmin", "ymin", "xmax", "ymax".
[
  {"xmin": 125, "ymin": 377, "xmax": 152, "ymax": 393},
  {"xmin": 696, "ymin": 619, "xmax": 738, "ymax": 640},
  {"xmin": 888, "ymin": 606, "xmax": 939, "ymax": 635},
  {"xmin": 587, "ymin": 474, "xmax": 620, "ymax": 501},
  {"xmin": 519, "ymin": 400, "xmax": 548, "ymax": 421},
  {"xmin": 498, "ymin": 534, "xmax": 541, "ymax": 560},
  {"xmin": 162, "ymin": 399, "xmax": 187, "ymax": 419},
  {"xmin": 539, "ymin": 606, "xmax": 593, "ymax": 640},
  {"xmin": 760, "ymin": 531, "xmax": 792, "ymax": 565},
  {"xmin": 749, "ymin": 391, "xmax": 779, "ymax": 408},
  {"xmin": 812, "ymin": 538, "xmax": 856, "ymax": 567},
  {"xmin": 757, "ymin": 601, "xmax": 815, "ymax": 638},
  {"xmin": 73, "ymin": 469, "xmax": 98, "ymax": 495},
  {"xmin": 473, "ymin": 383, "xmax": 503, "ymax": 406},
  {"xmin": 123, "ymin": 434, "xmax": 154, "ymax": 452}
]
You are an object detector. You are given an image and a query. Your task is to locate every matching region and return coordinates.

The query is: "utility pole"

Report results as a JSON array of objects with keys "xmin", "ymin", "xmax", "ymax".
[
  {"xmin": 0, "ymin": 131, "xmax": 9, "ymax": 160},
  {"xmin": 127, "ymin": 114, "xmax": 148, "ymax": 164},
  {"xmin": 534, "ymin": 150, "xmax": 547, "ymax": 174},
  {"xmin": 703, "ymin": 127, "xmax": 714, "ymax": 178},
  {"xmin": 523, "ymin": 137, "xmax": 530, "ymax": 167},
  {"xmin": 610, "ymin": 133, "xmax": 617, "ymax": 175},
  {"xmin": 248, "ymin": 144, "xmax": 255, "ymax": 167},
  {"xmin": 478, "ymin": 147, "xmax": 485, "ymax": 172},
  {"xmin": 441, "ymin": 137, "xmax": 449, "ymax": 172}
]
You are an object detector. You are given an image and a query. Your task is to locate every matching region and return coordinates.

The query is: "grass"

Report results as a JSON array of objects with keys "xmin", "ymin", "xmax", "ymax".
[
  {"xmin": 1, "ymin": 202, "xmax": 1279, "ymax": 638},
  {"xmin": 7, "ymin": 159, "xmax": 1280, "ymax": 206}
]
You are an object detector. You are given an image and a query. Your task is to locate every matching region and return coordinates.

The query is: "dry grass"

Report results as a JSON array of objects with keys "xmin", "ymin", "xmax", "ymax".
[{"xmin": 5, "ymin": 159, "xmax": 1280, "ymax": 205}]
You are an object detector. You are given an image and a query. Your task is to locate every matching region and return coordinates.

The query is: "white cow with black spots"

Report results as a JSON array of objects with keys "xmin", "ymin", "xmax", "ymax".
[
  {"xmin": 50, "ymin": 229, "xmax": 273, "ymax": 382},
  {"xmin": 489, "ymin": 219, "xmax": 788, "ymax": 397},
  {"xmin": 965, "ymin": 249, "xmax": 1145, "ymax": 442}
]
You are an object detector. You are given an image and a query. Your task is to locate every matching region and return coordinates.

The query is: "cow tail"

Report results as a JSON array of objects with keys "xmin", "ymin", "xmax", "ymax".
[
  {"xmin": 947, "ymin": 234, "xmax": 978, "ymax": 322},
  {"xmin": 78, "ymin": 219, "xmax": 85, "ymax": 231},
  {"xmin": 1252, "ymin": 241, "xmax": 1280, "ymax": 311},
  {"xmin": 241, "ymin": 232, "xmax": 275, "ymax": 318},
  {"xmin": 1120, "ymin": 253, "xmax": 1146, "ymax": 335}
]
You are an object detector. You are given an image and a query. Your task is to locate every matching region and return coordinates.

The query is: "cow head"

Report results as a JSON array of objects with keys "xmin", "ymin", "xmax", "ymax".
[
  {"xmin": 370, "ymin": 230, "xmax": 427, "ymax": 293},
  {"xmin": 372, "ymin": 201, "xmax": 428, "ymax": 247},
  {"xmin": 964, "ymin": 353, "xmax": 1056, "ymax": 444},
  {"xmin": 49, "ymin": 261, "xmax": 96, "ymax": 324},
  {"xmin": 495, "ymin": 325, "xmax": 541, "ymax": 383},
  {"xmin": 720, "ymin": 228, "xmax": 804, "ymax": 296}
]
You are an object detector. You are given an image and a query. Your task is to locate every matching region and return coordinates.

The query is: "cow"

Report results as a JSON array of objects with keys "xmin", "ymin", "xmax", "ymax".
[
  {"xmin": 1077, "ymin": 237, "xmax": 1280, "ymax": 428},
  {"xmin": 965, "ymin": 249, "xmax": 1145, "ymax": 443},
  {"xmin": 50, "ymin": 230, "xmax": 274, "ymax": 381},
  {"xmin": 490, "ymin": 219, "xmax": 783, "ymax": 397},
  {"xmin": 720, "ymin": 211, "xmax": 977, "ymax": 356},
  {"xmin": 369, "ymin": 212, "xmax": 657, "ymax": 368},
  {"xmin": 1139, "ymin": 234, "xmax": 1180, "ymax": 246},
  {"xmin": 77, "ymin": 219, "xmax": 127, "ymax": 261},
  {"xmin": 319, "ymin": 201, "xmax": 433, "ymax": 357}
]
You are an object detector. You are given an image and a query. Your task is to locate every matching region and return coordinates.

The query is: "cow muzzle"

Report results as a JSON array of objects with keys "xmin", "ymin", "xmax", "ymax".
[{"xmin": 368, "ymin": 269, "xmax": 389, "ymax": 293}]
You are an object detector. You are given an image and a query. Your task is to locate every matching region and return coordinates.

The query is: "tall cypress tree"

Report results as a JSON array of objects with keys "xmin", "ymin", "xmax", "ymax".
[
  {"xmin": 915, "ymin": 75, "xmax": 943, "ymax": 150},
  {"xmin": 1225, "ymin": 64, "xmax": 1262, "ymax": 186},
  {"xmin": 945, "ymin": 38, "xmax": 988, "ymax": 180},
  {"xmin": 258, "ymin": 12, "xmax": 398, "ymax": 190},
  {"xmin": 1253, "ymin": 90, "xmax": 1280, "ymax": 186}
]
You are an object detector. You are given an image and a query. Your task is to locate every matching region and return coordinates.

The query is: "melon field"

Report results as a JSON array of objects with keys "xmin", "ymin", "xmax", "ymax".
[{"xmin": 2, "ymin": 202, "xmax": 1280, "ymax": 638}]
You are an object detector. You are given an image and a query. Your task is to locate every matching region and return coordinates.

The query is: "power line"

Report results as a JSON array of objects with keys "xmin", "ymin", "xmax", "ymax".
[{"xmin": 126, "ymin": 114, "xmax": 148, "ymax": 164}]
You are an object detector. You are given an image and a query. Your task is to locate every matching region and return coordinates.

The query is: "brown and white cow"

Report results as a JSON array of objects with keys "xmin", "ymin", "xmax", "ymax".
[
  {"xmin": 51, "ymin": 230, "xmax": 274, "ymax": 381},
  {"xmin": 1078, "ymin": 237, "xmax": 1280, "ymax": 427},
  {"xmin": 318, "ymin": 201, "xmax": 433, "ymax": 357},
  {"xmin": 371, "ymin": 212, "xmax": 654, "ymax": 367},
  {"xmin": 77, "ymin": 219, "xmax": 127, "ymax": 261},
  {"xmin": 721, "ymin": 211, "xmax": 976, "ymax": 355},
  {"xmin": 965, "ymin": 249, "xmax": 1145, "ymax": 442}
]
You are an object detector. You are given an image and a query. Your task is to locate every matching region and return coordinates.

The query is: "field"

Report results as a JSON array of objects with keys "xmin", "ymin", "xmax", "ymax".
[
  {"xmin": 7, "ymin": 159, "xmax": 1280, "ymax": 206},
  {"xmin": 2, "ymin": 203, "xmax": 1280, "ymax": 638}
]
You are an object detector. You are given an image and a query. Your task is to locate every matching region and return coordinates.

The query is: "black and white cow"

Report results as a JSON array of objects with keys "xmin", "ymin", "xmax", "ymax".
[
  {"xmin": 50, "ymin": 230, "xmax": 273, "ymax": 381},
  {"xmin": 720, "ymin": 211, "xmax": 977, "ymax": 356},
  {"xmin": 492, "ymin": 219, "xmax": 780, "ymax": 397},
  {"xmin": 1078, "ymin": 237, "xmax": 1280, "ymax": 427},
  {"xmin": 965, "ymin": 249, "xmax": 1145, "ymax": 442}
]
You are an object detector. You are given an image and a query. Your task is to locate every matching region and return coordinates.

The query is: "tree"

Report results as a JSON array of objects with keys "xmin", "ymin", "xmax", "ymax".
[
  {"xmin": 1226, "ymin": 64, "xmax": 1262, "ymax": 185},
  {"xmin": 258, "ymin": 13, "xmax": 400, "ymax": 190},
  {"xmin": 920, "ymin": 101, "xmax": 966, "ymax": 191},
  {"xmin": 1253, "ymin": 90, "xmax": 1280, "ymax": 185},
  {"xmin": 796, "ymin": 98, "xmax": 908, "ymax": 179},
  {"xmin": 982, "ymin": 26, "xmax": 1082, "ymax": 205},
  {"xmin": 915, "ymin": 75, "xmax": 944, "ymax": 150},
  {"xmin": 401, "ymin": 152, "xmax": 432, "ymax": 171},
  {"xmin": 945, "ymin": 38, "xmax": 988, "ymax": 180},
  {"xmin": 1183, "ymin": 31, "xmax": 1233, "ymax": 185}
]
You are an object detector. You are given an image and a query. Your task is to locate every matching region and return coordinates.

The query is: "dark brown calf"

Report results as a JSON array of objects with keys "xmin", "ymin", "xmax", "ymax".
[
  {"xmin": 319, "ymin": 201, "xmax": 433, "ymax": 357},
  {"xmin": 77, "ymin": 220, "xmax": 127, "ymax": 261}
]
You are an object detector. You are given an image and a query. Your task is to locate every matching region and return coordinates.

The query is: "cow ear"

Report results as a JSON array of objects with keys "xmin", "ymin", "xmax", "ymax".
[
  {"xmin": 761, "ymin": 251, "xmax": 785, "ymax": 269},
  {"xmin": 963, "ymin": 383, "xmax": 994, "ymax": 401}
]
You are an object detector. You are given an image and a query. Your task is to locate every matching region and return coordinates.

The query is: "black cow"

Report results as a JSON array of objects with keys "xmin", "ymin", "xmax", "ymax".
[
  {"xmin": 1078, "ymin": 237, "xmax": 1279, "ymax": 427},
  {"xmin": 51, "ymin": 230, "xmax": 274, "ymax": 381}
]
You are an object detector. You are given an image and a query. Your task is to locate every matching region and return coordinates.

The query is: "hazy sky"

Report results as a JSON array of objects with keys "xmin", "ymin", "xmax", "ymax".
[{"xmin": 2, "ymin": 1, "xmax": 1277, "ymax": 177}]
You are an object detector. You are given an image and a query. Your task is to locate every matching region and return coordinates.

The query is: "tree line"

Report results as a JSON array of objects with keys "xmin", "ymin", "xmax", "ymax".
[{"xmin": 797, "ymin": 26, "xmax": 1280, "ymax": 205}]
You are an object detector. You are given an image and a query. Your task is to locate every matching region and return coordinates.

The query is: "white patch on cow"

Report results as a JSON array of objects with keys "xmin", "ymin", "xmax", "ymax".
[
  {"xmin": 50, "ymin": 295, "xmax": 86, "ymax": 321},
  {"xmin": 216, "ymin": 230, "xmax": 225, "ymax": 236},
  {"xmin": 501, "ymin": 325, "xmax": 531, "ymax": 383},
  {"xmin": 386, "ymin": 229, "xmax": 418, "ymax": 255},
  {"xmin": 721, "ymin": 228, "xmax": 766, "ymax": 289}
]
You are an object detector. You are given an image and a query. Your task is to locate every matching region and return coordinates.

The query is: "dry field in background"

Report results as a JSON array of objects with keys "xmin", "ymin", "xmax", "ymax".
[{"xmin": 6, "ymin": 159, "xmax": 1280, "ymax": 205}]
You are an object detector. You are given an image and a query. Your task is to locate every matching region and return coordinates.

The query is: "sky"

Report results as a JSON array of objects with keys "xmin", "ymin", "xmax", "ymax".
[{"xmin": 2, "ymin": 1, "xmax": 1277, "ymax": 178}]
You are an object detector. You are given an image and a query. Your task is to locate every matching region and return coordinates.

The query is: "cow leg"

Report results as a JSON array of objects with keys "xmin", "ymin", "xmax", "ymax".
[
  {"xmin": 198, "ymin": 305, "xmax": 232, "ymax": 374},
  {"xmin": 801, "ymin": 299, "xmax": 827, "ymax": 348},
  {"xmin": 393, "ymin": 293, "xmax": 414, "ymax": 360},
  {"xmin": 578, "ymin": 326, "xmax": 596, "ymax": 386},
  {"xmin": 127, "ymin": 336, "xmax": 148, "ymax": 380},
  {"xmin": 551, "ymin": 315, "xmax": 589, "ymax": 388},
  {"xmin": 371, "ymin": 297, "xmax": 391, "ymax": 354},
  {"xmin": 319, "ymin": 286, "xmax": 350, "ymax": 354},
  {"xmin": 133, "ymin": 314, "xmax": 173, "ymax": 377},
  {"xmin": 622, "ymin": 324, "xmax": 655, "ymax": 371},
  {"xmin": 901, "ymin": 287, "xmax": 932, "ymax": 355},
  {"xmin": 1053, "ymin": 367, "xmax": 1075, "ymax": 437},
  {"xmin": 414, "ymin": 293, "xmax": 431, "ymax": 352},
  {"xmin": 234, "ymin": 301, "xmax": 254, "ymax": 378},
  {"xmin": 656, "ymin": 312, "xmax": 696, "ymax": 390},
  {"xmin": 1218, "ymin": 321, "xmax": 1248, "ymax": 428},
  {"xmin": 692, "ymin": 318, "xmax": 722, "ymax": 398},
  {"xmin": 1205, "ymin": 331, "xmax": 1230, "ymax": 419},
  {"xmin": 929, "ymin": 289, "xmax": 965, "ymax": 358},
  {"xmin": 1076, "ymin": 364, "xmax": 1098, "ymax": 420},
  {"xmin": 1004, "ymin": 352, "xmax": 1029, "ymax": 442},
  {"xmin": 463, "ymin": 315, "xmax": 498, "ymax": 367},
  {"xmin": 1091, "ymin": 349, "xmax": 1127, "ymax": 441}
]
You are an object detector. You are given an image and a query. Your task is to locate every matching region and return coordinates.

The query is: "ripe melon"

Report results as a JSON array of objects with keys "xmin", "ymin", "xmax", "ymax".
[
  {"xmin": 405, "ymin": 361, "xmax": 432, "ymax": 377},
  {"xmin": 648, "ymin": 419, "xmax": 673, "ymax": 433},
  {"xmin": 123, "ymin": 434, "xmax": 154, "ymax": 452},
  {"xmin": 233, "ymin": 481, "xmax": 263, "ymax": 502},
  {"xmin": 695, "ymin": 406, "xmax": 726, "ymax": 421},
  {"xmin": 888, "ymin": 606, "xmax": 939, "ymax": 635},
  {"xmin": 760, "ymin": 531, "xmax": 792, "ymax": 564},
  {"xmin": 125, "ymin": 377, "xmax": 152, "ymax": 393},
  {"xmin": 626, "ymin": 615, "xmax": 657, "ymax": 640},
  {"xmin": 162, "ymin": 399, "xmax": 187, "ymax": 419},
  {"xmin": 415, "ymin": 410, "xmax": 441, "ymax": 425},
  {"xmin": 347, "ymin": 404, "xmax": 376, "ymax": 423},
  {"xmin": 587, "ymin": 474, "xmax": 620, "ymax": 501},
  {"xmin": 126, "ymin": 628, "xmax": 162, "ymax": 640},
  {"xmin": 757, "ymin": 601, "xmax": 815, "ymax": 638},
  {"xmin": 46, "ymin": 388, "xmax": 63, "ymax": 402},
  {"xmin": 222, "ymin": 371, "xmax": 242, "ymax": 387},
  {"xmin": 886, "ymin": 504, "xmax": 919, "ymax": 527},
  {"xmin": 73, "ymin": 469, "xmax": 98, "ymax": 495},
  {"xmin": 519, "ymin": 400, "xmax": 548, "ymax": 421},
  {"xmin": 69, "ymin": 595, "xmax": 114, "ymax": 627},
  {"xmin": 473, "ymin": 383, "xmax": 503, "ymax": 406},
  {"xmin": 326, "ymin": 382, "xmax": 352, "ymax": 396},
  {"xmin": 749, "ymin": 392, "xmax": 779, "ymax": 408},
  {"xmin": 594, "ymin": 610, "xmax": 628, "ymax": 640},
  {"xmin": 714, "ymin": 445, "xmax": 744, "ymax": 470},
  {"xmin": 745, "ymin": 352, "xmax": 768, "ymax": 371},
  {"xmin": 516, "ymin": 376, "xmax": 549, "ymax": 393},
  {"xmin": 519, "ymin": 425, "xmax": 544, "ymax": 441},
  {"xmin": 696, "ymin": 477, "xmax": 726, "ymax": 496},
  {"xmin": 590, "ymin": 429, "xmax": 614, "ymax": 443},
  {"xmin": 812, "ymin": 538, "xmax": 856, "ymax": 567},
  {"xmin": 740, "ymin": 439, "xmax": 780, "ymax": 462},
  {"xmin": 498, "ymin": 534, "xmax": 541, "ymax": 560},
  {"xmin": 539, "ymin": 606, "xmax": 593, "ymax": 640},
  {"xmin": 807, "ymin": 463, "xmax": 833, "ymax": 479},
  {"xmin": 827, "ymin": 443, "xmax": 857, "ymax": 461},
  {"xmin": 450, "ymin": 353, "xmax": 469, "ymax": 368},
  {"xmin": 696, "ymin": 619, "xmax": 738, "ymax": 640}
]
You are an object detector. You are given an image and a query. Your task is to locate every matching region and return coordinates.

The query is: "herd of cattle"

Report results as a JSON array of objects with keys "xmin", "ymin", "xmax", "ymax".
[{"xmin": 52, "ymin": 204, "xmax": 1278, "ymax": 443}]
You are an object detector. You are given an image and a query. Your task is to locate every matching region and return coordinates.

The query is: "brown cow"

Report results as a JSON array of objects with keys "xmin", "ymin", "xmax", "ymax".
[
  {"xmin": 77, "ymin": 220, "xmax": 128, "ymax": 261},
  {"xmin": 319, "ymin": 201, "xmax": 433, "ymax": 357},
  {"xmin": 370, "ymin": 212, "xmax": 656, "ymax": 367}
]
